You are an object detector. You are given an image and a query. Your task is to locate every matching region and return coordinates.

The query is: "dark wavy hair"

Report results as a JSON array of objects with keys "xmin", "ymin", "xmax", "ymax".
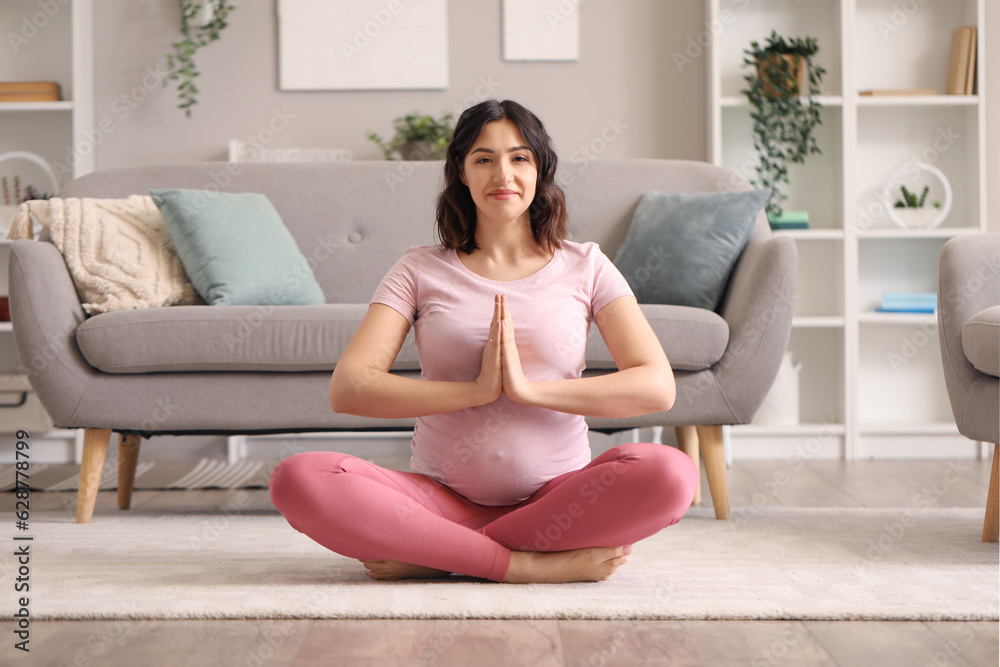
[{"xmin": 436, "ymin": 99, "xmax": 567, "ymax": 254}]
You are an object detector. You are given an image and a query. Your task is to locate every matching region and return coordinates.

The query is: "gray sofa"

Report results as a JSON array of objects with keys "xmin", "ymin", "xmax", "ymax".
[
  {"xmin": 938, "ymin": 233, "xmax": 1000, "ymax": 541},
  {"xmin": 8, "ymin": 159, "xmax": 797, "ymax": 522}
]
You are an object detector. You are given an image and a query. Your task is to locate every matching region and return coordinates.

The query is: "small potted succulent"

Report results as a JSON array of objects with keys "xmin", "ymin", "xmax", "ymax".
[
  {"xmin": 882, "ymin": 161, "xmax": 951, "ymax": 230},
  {"xmin": 742, "ymin": 31, "xmax": 826, "ymax": 221},
  {"xmin": 891, "ymin": 185, "xmax": 942, "ymax": 229},
  {"xmin": 367, "ymin": 111, "xmax": 455, "ymax": 161}
]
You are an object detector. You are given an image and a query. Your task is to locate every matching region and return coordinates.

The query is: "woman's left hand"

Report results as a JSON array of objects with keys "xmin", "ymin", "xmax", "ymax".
[{"xmin": 498, "ymin": 294, "xmax": 533, "ymax": 404}]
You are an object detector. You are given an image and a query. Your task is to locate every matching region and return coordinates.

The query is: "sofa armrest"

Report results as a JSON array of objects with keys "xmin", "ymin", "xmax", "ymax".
[
  {"xmin": 712, "ymin": 234, "xmax": 798, "ymax": 423},
  {"xmin": 938, "ymin": 233, "xmax": 1000, "ymax": 443},
  {"xmin": 8, "ymin": 240, "xmax": 96, "ymax": 426}
]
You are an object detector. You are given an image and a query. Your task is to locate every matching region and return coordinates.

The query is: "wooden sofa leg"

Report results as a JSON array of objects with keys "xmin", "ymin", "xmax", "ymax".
[
  {"xmin": 77, "ymin": 428, "xmax": 113, "ymax": 524},
  {"xmin": 675, "ymin": 426, "xmax": 701, "ymax": 506},
  {"xmin": 695, "ymin": 425, "xmax": 730, "ymax": 520},
  {"xmin": 118, "ymin": 434, "xmax": 141, "ymax": 510},
  {"xmin": 984, "ymin": 443, "xmax": 999, "ymax": 543}
]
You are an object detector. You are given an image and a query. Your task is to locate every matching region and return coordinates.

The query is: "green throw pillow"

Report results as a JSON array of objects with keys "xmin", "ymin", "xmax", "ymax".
[
  {"xmin": 151, "ymin": 189, "xmax": 325, "ymax": 306},
  {"xmin": 613, "ymin": 189, "xmax": 770, "ymax": 310}
]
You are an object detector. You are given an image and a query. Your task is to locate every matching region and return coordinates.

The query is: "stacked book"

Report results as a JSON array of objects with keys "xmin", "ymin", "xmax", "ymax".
[
  {"xmin": 0, "ymin": 81, "xmax": 61, "ymax": 103},
  {"xmin": 767, "ymin": 210, "xmax": 809, "ymax": 230},
  {"xmin": 877, "ymin": 292, "xmax": 936, "ymax": 314},
  {"xmin": 946, "ymin": 26, "xmax": 977, "ymax": 95}
]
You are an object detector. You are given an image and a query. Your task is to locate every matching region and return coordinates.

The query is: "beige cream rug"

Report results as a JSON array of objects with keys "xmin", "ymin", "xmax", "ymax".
[{"xmin": 4, "ymin": 507, "xmax": 996, "ymax": 621}]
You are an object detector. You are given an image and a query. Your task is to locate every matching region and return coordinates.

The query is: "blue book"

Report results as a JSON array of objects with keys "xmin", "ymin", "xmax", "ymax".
[
  {"xmin": 882, "ymin": 292, "xmax": 936, "ymax": 309},
  {"xmin": 876, "ymin": 306, "xmax": 936, "ymax": 314}
]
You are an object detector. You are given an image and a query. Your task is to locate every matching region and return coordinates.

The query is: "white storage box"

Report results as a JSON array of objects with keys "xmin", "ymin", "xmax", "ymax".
[{"xmin": 0, "ymin": 374, "xmax": 54, "ymax": 433}]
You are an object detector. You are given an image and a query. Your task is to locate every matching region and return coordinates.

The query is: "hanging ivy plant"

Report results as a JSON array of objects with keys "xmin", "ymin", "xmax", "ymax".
[
  {"xmin": 742, "ymin": 31, "xmax": 826, "ymax": 218},
  {"xmin": 165, "ymin": 1, "xmax": 238, "ymax": 117}
]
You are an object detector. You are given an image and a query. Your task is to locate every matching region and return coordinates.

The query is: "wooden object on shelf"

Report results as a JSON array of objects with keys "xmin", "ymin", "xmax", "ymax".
[
  {"xmin": 946, "ymin": 26, "xmax": 975, "ymax": 95},
  {"xmin": 859, "ymin": 89, "xmax": 939, "ymax": 96},
  {"xmin": 0, "ymin": 80, "xmax": 61, "ymax": 102},
  {"xmin": 755, "ymin": 53, "xmax": 806, "ymax": 98},
  {"xmin": 964, "ymin": 26, "xmax": 977, "ymax": 95}
]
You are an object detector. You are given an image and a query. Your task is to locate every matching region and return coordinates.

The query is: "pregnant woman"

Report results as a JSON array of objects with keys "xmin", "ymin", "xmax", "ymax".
[{"xmin": 269, "ymin": 99, "xmax": 697, "ymax": 583}]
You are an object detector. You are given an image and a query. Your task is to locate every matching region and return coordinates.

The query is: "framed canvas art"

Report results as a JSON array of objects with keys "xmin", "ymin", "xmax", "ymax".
[{"xmin": 278, "ymin": 0, "xmax": 448, "ymax": 90}]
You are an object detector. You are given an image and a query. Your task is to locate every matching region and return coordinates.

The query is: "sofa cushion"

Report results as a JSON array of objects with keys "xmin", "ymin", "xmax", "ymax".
[
  {"xmin": 613, "ymin": 189, "xmax": 771, "ymax": 310},
  {"xmin": 150, "ymin": 189, "xmax": 326, "ymax": 306},
  {"xmin": 76, "ymin": 305, "xmax": 420, "ymax": 374},
  {"xmin": 75, "ymin": 304, "xmax": 729, "ymax": 374},
  {"xmin": 963, "ymin": 306, "xmax": 1000, "ymax": 378},
  {"xmin": 587, "ymin": 304, "xmax": 728, "ymax": 371}
]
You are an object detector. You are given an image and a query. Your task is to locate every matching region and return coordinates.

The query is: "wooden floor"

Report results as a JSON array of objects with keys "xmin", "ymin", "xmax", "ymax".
[{"xmin": 2, "ymin": 458, "xmax": 998, "ymax": 666}]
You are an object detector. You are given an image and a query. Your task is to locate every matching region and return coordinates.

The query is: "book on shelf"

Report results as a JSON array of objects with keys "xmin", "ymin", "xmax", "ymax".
[
  {"xmin": 879, "ymin": 292, "xmax": 937, "ymax": 314},
  {"xmin": 946, "ymin": 26, "xmax": 977, "ymax": 95},
  {"xmin": 964, "ymin": 26, "xmax": 977, "ymax": 95},
  {"xmin": 859, "ymin": 89, "xmax": 939, "ymax": 96},
  {"xmin": 0, "ymin": 81, "xmax": 61, "ymax": 102},
  {"xmin": 767, "ymin": 210, "xmax": 809, "ymax": 230}
]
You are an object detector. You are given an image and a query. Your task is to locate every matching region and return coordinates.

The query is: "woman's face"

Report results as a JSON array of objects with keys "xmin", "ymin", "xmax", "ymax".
[{"xmin": 460, "ymin": 119, "xmax": 537, "ymax": 226}]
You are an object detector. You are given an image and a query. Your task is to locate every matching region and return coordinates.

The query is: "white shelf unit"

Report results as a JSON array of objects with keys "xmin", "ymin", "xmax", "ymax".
[
  {"xmin": 0, "ymin": 1, "xmax": 93, "ymax": 453},
  {"xmin": 0, "ymin": 0, "xmax": 94, "ymax": 185},
  {"xmin": 710, "ymin": 0, "xmax": 987, "ymax": 460}
]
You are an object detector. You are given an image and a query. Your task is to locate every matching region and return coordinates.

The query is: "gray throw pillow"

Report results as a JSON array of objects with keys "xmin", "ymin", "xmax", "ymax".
[{"xmin": 613, "ymin": 189, "xmax": 770, "ymax": 310}]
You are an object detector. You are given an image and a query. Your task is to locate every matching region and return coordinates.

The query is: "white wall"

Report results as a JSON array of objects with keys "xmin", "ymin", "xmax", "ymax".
[{"xmin": 91, "ymin": 0, "xmax": 707, "ymax": 169}]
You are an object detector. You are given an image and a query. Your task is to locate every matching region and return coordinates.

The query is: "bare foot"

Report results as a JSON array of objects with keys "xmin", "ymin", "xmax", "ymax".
[
  {"xmin": 360, "ymin": 559, "xmax": 451, "ymax": 581},
  {"xmin": 503, "ymin": 546, "xmax": 631, "ymax": 584}
]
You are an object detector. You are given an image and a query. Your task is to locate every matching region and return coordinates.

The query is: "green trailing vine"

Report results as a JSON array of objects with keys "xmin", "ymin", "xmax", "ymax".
[
  {"xmin": 742, "ymin": 31, "xmax": 826, "ymax": 218},
  {"xmin": 165, "ymin": 1, "xmax": 238, "ymax": 117}
]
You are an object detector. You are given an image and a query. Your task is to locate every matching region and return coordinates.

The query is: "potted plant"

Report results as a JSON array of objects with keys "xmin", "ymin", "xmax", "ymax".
[
  {"xmin": 882, "ymin": 161, "xmax": 951, "ymax": 230},
  {"xmin": 742, "ymin": 31, "xmax": 826, "ymax": 222},
  {"xmin": 367, "ymin": 111, "xmax": 455, "ymax": 160},
  {"xmin": 891, "ymin": 186, "xmax": 939, "ymax": 228},
  {"xmin": 165, "ymin": 1, "xmax": 238, "ymax": 117}
]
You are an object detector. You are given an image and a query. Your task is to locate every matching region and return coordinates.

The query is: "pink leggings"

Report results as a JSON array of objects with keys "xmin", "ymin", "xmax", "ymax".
[{"xmin": 269, "ymin": 442, "xmax": 697, "ymax": 582}]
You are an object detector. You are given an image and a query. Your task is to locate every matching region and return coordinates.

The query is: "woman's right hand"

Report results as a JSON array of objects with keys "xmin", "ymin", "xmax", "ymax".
[{"xmin": 474, "ymin": 294, "xmax": 503, "ymax": 405}]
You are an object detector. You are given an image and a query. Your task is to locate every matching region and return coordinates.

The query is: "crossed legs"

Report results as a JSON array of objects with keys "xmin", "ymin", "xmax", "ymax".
[{"xmin": 269, "ymin": 442, "xmax": 697, "ymax": 583}]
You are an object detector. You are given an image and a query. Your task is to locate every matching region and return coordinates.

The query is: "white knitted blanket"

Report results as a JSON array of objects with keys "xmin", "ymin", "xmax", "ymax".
[{"xmin": 8, "ymin": 196, "xmax": 201, "ymax": 314}]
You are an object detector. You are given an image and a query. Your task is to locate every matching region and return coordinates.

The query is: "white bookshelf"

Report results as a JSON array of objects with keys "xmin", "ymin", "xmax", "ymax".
[
  {"xmin": 0, "ymin": 0, "xmax": 93, "ymax": 451},
  {"xmin": 710, "ymin": 0, "xmax": 987, "ymax": 459}
]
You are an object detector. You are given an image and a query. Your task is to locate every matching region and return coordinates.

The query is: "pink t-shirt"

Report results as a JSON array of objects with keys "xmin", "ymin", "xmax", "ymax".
[{"xmin": 371, "ymin": 241, "xmax": 634, "ymax": 506}]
